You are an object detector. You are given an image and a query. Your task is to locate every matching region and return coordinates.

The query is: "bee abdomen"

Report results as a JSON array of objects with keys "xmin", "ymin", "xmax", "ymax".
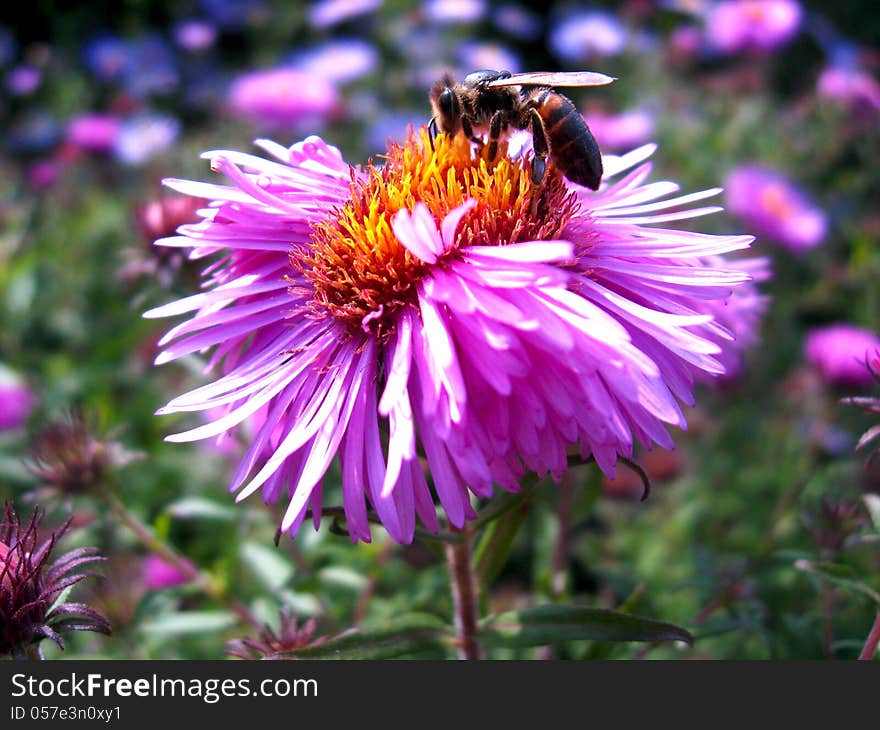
[{"xmin": 537, "ymin": 92, "xmax": 603, "ymax": 190}]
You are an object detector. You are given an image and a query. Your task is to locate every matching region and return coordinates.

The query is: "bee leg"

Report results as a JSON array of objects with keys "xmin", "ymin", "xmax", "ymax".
[
  {"xmin": 528, "ymin": 107, "xmax": 550, "ymax": 185},
  {"xmin": 486, "ymin": 110, "xmax": 504, "ymax": 161},
  {"xmin": 460, "ymin": 115, "xmax": 482, "ymax": 147}
]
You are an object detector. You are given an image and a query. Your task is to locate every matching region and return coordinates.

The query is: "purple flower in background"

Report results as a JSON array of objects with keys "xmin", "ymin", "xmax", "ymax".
[
  {"xmin": 114, "ymin": 114, "xmax": 180, "ymax": 166},
  {"xmin": 66, "ymin": 114, "xmax": 120, "ymax": 153},
  {"xmin": 199, "ymin": 0, "xmax": 269, "ymax": 30},
  {"xmin": 805, "ymin": 324, "xmax": 880, "ymax": 388},
  {"xmin": 705, "ymin": 0, "xmax": 801, "ymax": 54},
  {"xmin": 725, "ymin": 165, "xmax": 826, "ymax": 251},
  {"xmin": 309, "ymin": 0, "xmax": 382, "ymax": 29},
  {"xmin": 0, "ymin": 366, "xmax": 32, "ymax": 431},
  {"xmin": 83, "ymin": 35, "xmax": 129, "ymax": 82},
  {"xmin": 228, "ymin": 67, "xmax": 339, "ymax": 130},
  {"xmin": 146, "ymin": 127, "xmax": 763, "ymax": 544},
  {"xmin": 423, "ymin": 0, "xmax": 486, "ymax": 24},
  {"xmin": 457, "ymin": 41, "xmax": 522, "ymax": 75},
  {"xmin": 492, "ymin": 4, "xmax": 542, "ymax": 41},
  {"xmin": 6, "ymin": 66, "xmax": 41, "ymax": 96},
  {"xmin": 583, "ymin": 109, "xmax": 655, "ymax": 151},
  {"xmin": 142, "ymin": 555, "xmax": 195, "ymax": 590},
  {"xmin": 174, "ymin": 20, "xmax": 218, "ymax": 52},
  {"xmin": 817, "ymin": 65, "xmax": 880, "ymax": 114},
  {"xmin": 7, "ymin": 111, "xmax": 59, "ymax": 154},
  {"xmin": 122, "ymin": 35, "xmax": 179, "ymax": 97},
  {"xmin": 365, "ymin": 111, "xmax": 426, "ymax": 151},
  {"xmin": 26, "ymin": 160, "xmax": 61, "ymax": 191},
  {"xmin": 550, "ymin": 10, "xmax": 628, "ymax": 63},
  {"xmin": 288, "ymin": 39, "xmax": 378, "ymax": 86}
]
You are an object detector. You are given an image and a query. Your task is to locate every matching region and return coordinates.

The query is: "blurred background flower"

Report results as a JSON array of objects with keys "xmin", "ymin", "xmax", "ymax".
[
  {"xmin": 0, "ymin": 365, "xmax": 32, "ymax": 431},
  {"xmin": 805, "ymin": 324, "xmax": 880, "ymax": 388},
  {"xmin": 725, "ymin": 165, "xmax": 827, "ymax": 251},
  {"xmin": 227, "ymin": 67, "xmax": 339, "ymax": 130},
  {"xmin": 704, "ymin": 0, "xmax": 802, "ymax": 54}
]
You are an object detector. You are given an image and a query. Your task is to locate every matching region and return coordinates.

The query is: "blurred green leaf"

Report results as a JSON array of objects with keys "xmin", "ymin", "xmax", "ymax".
[
  {"xmin": 479, "ymin": 605, "xmax": 693, "ymax": 648},
  {"xmin": 794, "ymin": 560, "xmax": 880, "ymax": 605},
  {"xmin": 241, "ymin": 542, "xmax": 295, "ymax": 592},
  {"xmin": 474, "ymin": 497, "xmax": 531, "ymax": 586},
  {"xmin": 166, "ymin": 497, "xmax": 240, "ymax": 522},
  {"xmin": 140, "ymin": 611, "xmax": 238, "ymax": 637}
]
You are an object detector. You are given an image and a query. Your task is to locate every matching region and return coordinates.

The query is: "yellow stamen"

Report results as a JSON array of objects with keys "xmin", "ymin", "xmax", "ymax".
[{"xmin": 297, "ymin": 127, "xmax": 578, "ymax": 339}]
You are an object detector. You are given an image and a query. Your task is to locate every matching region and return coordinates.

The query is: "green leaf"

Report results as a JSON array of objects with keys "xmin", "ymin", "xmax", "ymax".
[
  {"xmin": 241, "ymin": 541, "xmax": 295, "ymax": 591},
  {"xmin": 318, "ymin": 566, "xmax": 368, "ymax": 591},
  {"xmin": 479, "ymin": 605, "xmax": 693, "ymax": 648},
  {"xmin": 280, "ymin": 614, "xmax": 451, "ymax": 660},
  {"xmin": 140, "ymin": 611, "xmax": 238, "ymax": 637},
  {"xmin": 794, "ymin": 560, "xmax": 880, "ymax": 605},
  {"xmin": 166, "ymin": 497, "xmax": 239, "ymax": 522}
]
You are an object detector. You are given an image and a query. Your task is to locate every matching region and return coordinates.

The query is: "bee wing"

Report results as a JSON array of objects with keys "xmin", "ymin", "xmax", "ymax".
[{"xmin": 487, "ymin": 71, "xmax": 617, "ymax": 88}]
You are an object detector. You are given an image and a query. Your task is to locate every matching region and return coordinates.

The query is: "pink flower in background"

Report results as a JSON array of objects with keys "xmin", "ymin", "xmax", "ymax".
[
  {"xmin": 583, "ymin": 109, "xmax": 655, "ymax": 151},
  {"xmin": 817, "ymin": 66, "xmax": 880, "ymax": 113},
  {"xmin": 174, "ymin": 20, "xmax": 218, "ymax": 52},
  {"xmin": 725, "ymin": 165, "xmax": 826, "ymax": 251},
  {"xmin": 0, "ymin": 366, "xmax": 33, "ymax": 431},
  {"xmin": 228, "ymin": 68, "xmax": 339, "ymax": 129},
  {"xmin": 146, "ymin": 129, "xmax": 763, "ymax": 544},
  {"xmin": 6, "ymin": 65, "xmax": 41, "ymax": 96},
  {"xmin": 805, "ymin": 324, "xmax": 880, "ymax": 388},
  {"xmin": 705, "ymin": 0, "xmax": 802, "ymax": 54},
  {"xmin": 66, "ymin": 113, "xmax": 120, "ymax": 153},
  {"xmin": 142, "ymin": 555, "xmax": 195, "ymax": 590},
  {"xmin": 26, "ymin": 160, "xmax": 61, "ymax": 191}
]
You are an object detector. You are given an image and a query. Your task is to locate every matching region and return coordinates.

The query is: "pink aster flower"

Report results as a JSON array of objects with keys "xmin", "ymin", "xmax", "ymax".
[
  {"xmin": 817, "ymin": 65, "xmax": 880, "ymax": 114},
  {"xmin": 146, "ymin": 128, "xmax": 763, "ymax": 544},
  {"xmin": 725, "ymin": 165, "xmax": 826, "ymax": 251},
  {"xmin": 705, "ymin": 0, "xmax": 802, "ymax": 54},
  {"xmin": 805, "ymin": 324, "xmax": 880, "ymax": 388},
  {"xmin": 66, "ymin": 113, "xmax": 121, "ymax": 153},
  {"xmin": 228, "ymin": 68, "xmax": 339, "ymax": 130}
]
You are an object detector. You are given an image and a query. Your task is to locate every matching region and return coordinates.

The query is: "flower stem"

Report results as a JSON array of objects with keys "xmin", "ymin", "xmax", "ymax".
[
  {"xmin": 103, "ymin": 489, "xmax": 261, "ymax": 630},
  {"xmin": 445, "ymin": 523, "xmax": 482, "ymax": 660},
  {"xmin": 859, "ymin": 609, "xmax": 880, "ymax": 660}
]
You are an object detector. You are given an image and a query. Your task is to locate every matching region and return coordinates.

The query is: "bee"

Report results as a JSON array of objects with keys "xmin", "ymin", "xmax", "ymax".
[{"xmin": 429, "ymin": 69, "xmax": 616, "ymax": 190}]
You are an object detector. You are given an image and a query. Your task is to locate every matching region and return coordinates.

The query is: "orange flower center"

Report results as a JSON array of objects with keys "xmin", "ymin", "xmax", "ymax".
[
  {"xmin": 759, "ymin": 183, "xmax": 794, "ymax": 220},
  {"xmin": 296, "ymin": 127, "xmax": 579, "ymax": 340}
]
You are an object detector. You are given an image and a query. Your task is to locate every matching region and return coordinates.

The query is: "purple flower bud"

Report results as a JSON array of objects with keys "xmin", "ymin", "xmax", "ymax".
[
  {"xmin": 0, "ymin": 503, "xmax": 110, "ymax": 658},
  {"xmin": 142, "ymin": 555, "xmax": 196, "ymax": 591},
  {"xmin": 0, "ymin": 366, "xmax": 32, "ymax": 430},
  {"xmin": 805, "ymin": 324, "xmax": 880, "ymax": 388}
]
